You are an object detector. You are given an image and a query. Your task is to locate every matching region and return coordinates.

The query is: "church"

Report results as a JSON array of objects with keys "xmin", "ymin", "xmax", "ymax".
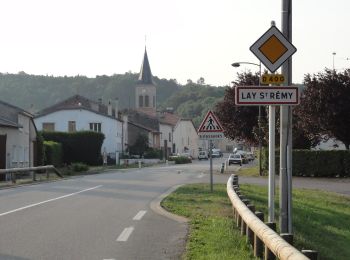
[{"xmin": 125, "ymin": 47, "xmax": 199, "ymax": 159}]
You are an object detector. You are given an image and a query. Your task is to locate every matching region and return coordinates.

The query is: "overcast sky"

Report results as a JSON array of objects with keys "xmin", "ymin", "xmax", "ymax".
[{"xmin": 0, "ymin": 0, "xmax": 349, "ymax": 86}]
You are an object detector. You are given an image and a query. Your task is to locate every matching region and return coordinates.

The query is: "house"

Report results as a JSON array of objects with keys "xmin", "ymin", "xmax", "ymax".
[
  {"xmin": 34, "ymin": 95, "xmax": 124, "ymax": 158},
  {"xmin": 0, "ymin": 100, "xmax": 38, "ymax": 179},
  {"xmin": 173, "ymin": 119, "xmax": 199, "ymax": 158}
]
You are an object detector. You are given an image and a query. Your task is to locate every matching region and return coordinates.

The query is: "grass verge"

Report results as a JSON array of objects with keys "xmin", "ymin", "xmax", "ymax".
[
  {"xmin": 240, "ymin": 184, "xmax": 350, "ymax": 260},
  {"xmin": 162, "ymin": 183, "xmax": 350, "ymax": 260},
  {"xmin": 161, "ymin": 184, "xmax": 257, "ymax": 260}
]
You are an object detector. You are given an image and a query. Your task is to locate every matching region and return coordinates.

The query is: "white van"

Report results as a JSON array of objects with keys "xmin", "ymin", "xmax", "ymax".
[{"xmin": 198, "ymin": 151, "xmax": 209, "ymax": 160}]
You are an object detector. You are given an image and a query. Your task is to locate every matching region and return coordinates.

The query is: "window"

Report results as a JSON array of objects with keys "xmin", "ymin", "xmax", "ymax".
[
  {"xmin": 139, "ymin": 95, "xmax": 144, "ymax": 107},
  {"xmin": 89, "ymin": 123, "xmax": 101, "ymax": 132},
  {"xmin": 68, "ymin": 121, "xmax": 76, "ymax": 132},
  {"xmin": 169, "ymin": 133, "xmax": 171, "ymax": 142},
  {"xmin": 145, "ymin": 95, "xmax": 149, "ymax": 107},
  {"xmin": 42, "ymin": 122, "xmax": 55, "ymax": 131}
]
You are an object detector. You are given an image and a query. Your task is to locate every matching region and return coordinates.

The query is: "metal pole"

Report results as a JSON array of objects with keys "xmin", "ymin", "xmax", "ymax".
[
  {"xmin": 280, "ymin": 0, "xmax": 292, "ymax": 233},
  {"xmin": 268, "ymin": 106, "xmax": 276, "ymax": 222},
  {"xmin": 258, "ymin": 62, "xmax": 262, "ymax": 176},
  {"xmin": 209, "ymin": 139, "xmax": 213, "ymax": 192}
]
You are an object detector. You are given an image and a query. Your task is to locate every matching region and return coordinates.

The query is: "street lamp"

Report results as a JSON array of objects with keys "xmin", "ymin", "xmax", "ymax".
[{"xmin": 231, "ymin": 61, "xmax": 263, "ymax": 176}]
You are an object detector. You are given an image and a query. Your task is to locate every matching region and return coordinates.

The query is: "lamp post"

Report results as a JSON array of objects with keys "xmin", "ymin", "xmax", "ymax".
[{"xmin": 231, "ymin": 61, "xmax": 263, "ymax": 176}]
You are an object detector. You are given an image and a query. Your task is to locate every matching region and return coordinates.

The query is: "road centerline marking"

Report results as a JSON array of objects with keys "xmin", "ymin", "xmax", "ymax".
[
  {"xmin": 116, "ymin": 227, "xmax": 134, "ymax": 242},
  {"xmin": 133, "ymin": 210, "xmax": 147, "ymax": 220},
  {"xmin": 0, "ymin": 185, "xmax": 102, "ymax": 217}
]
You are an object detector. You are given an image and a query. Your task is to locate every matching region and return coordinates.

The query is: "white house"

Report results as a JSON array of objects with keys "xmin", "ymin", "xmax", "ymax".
[
  {"xmin": 173, "ymin": 119, "xmax": 199, "ymax": 158},
  {"xmin": 0, "ymin": 100, "xmax": 38, "ymax": 178},
  {"xmin": 34, "ymin": 95, "xmax": 124, "ymax": 157}
]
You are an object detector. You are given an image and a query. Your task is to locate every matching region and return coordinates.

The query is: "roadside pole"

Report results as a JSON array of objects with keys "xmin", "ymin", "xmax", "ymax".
[
  {"xmin": 280, "ymin": 0, "xmax": 292, "ymax": 233},
  {"xmin": 209, "ymin": 140, "xmax": 213, "ymax": 192}
]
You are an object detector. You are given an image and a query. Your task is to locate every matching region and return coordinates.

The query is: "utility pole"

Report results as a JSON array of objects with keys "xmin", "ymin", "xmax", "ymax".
[{"xmin": 280, "ymin": 0, "xmax": 293, "ymax": 233}]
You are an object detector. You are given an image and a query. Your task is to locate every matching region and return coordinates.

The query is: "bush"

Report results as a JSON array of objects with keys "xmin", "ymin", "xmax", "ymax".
[
  {"xmin": 43, "ymin": 141, "xmax": 62, "ymax": 167},
  {"xmin": 174, "ymin": 156, "xmax": 192, "ymax": 164},
  {"xmin": 262, "ymin": 149, "xmax": 350, "ymax": 177},
  {"xmin": 143, "ymin": 148, "xmax": 163, "ymax": 159},
  {"xmin": 41, "ymin": 131, "xmax": 104, "ymax": 165},
  {"xmin": 71, "ymin": 162, "xmax": 89, "ymax": 172}
]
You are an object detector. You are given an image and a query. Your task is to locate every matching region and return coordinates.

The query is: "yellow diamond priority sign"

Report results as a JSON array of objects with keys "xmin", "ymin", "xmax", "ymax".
[{"xmin": 250, "ymin": 26, "xmax": 296, "ymax": 73}]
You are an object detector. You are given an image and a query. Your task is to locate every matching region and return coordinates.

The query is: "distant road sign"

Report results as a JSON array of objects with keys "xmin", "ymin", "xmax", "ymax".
[
  {"xmin": 198, "ymin": 110, "xmax": 224, "ymax": 139},
  {"xmin": 235, "ymin": 86, "xmax": 299, "ymax": 105},
  {"xmin": 250, "ymin": 26, "xmax": 297, "ymax": 73},
  {"xmin": 261, "ymin": 74, "xmax": 285, "ymax": 84}
]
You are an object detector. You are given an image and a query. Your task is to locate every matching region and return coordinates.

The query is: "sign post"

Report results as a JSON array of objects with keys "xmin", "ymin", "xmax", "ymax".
[
  {"xmin": 248, "ymin": 21, "xmax": 297, "ymax": 227},
  {"xmin": 198, "ymin": 110, "xmax": 224, "ymax": 192}
]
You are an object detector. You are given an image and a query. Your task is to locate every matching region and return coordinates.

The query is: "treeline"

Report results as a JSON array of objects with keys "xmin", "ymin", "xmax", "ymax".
[
  {"xmin": 0, "ymin": 72, "xmax": 180, "ymax": 112},
  {"xmin": 0, "ymin": 72, "xmax": 227, "ymax": 127}
]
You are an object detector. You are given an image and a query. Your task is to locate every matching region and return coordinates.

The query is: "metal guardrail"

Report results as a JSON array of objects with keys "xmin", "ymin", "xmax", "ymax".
[
  {"xmin": 0, "ymin": 165, "xmax": 63, "ymax": 184},
  {"xmin": 227, "ymin": 174, "xmax": 318, "ymax": 260}
]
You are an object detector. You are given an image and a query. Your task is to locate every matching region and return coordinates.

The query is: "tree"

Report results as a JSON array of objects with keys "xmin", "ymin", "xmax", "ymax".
[
  {"xmin": 197, "ymin": 77, "xmax": 205, "ymax": 85},
  {"xmin": 215, "ymin": 71, "xmax": 265, "ymax": 145},
  {"xmin": 129, "ymin": 134, "xmax": 149, "ymax": 156},
  {"xmin": 296, "ymin": 69, "xmax": 350, "ymax": 150}
]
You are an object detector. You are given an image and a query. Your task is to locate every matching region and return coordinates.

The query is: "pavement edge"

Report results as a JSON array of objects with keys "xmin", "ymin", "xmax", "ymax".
[{"xmin": 150, "ymin": 184, "xmax": 188, "ymax": 223}]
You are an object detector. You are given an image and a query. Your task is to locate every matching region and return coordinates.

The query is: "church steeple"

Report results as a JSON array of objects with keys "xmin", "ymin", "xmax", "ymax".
[
  {"xmin": 135, "ymin": 47, "xmax": 157, "ymax": 111},
  {"xmin": 138, "ymin": 48, "xmax": 154, "ymax": 85}
]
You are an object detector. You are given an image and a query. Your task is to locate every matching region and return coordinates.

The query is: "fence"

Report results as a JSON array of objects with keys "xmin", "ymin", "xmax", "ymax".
[
  {"xmin": 227, "ymin": 174, "xmax": 318, "ymax": 260},
  {"xmin": 0, "ymin": 165, "xmax": 63, "ymax": 184}
]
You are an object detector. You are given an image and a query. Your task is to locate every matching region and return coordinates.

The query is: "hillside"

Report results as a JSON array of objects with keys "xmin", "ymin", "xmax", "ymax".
[{"xmin": 0, "ymin": 72, "xmax": 226, "ymax": 126}]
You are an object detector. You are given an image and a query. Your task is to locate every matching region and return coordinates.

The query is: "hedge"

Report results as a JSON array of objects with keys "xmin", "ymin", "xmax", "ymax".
[
  {"xmin": 41, "ymin": 131, "xmax": 105, "ymax": 165},
  {"xmin": 174, "ymin": 156, "xmax": 192, "ymax": 164},
  {"xmin": 261, "ymin": 148, "xmax": 350, "ymax": 177},
  {"xmin": 44, "ymin": 141, "xmax": 62, "ymax": 167}
]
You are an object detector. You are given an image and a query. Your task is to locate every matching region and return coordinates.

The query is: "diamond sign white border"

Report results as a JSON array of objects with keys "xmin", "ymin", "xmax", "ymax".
[{"xmin": 250, "ymin": 26, "xmax": 297, "ymax": 73}]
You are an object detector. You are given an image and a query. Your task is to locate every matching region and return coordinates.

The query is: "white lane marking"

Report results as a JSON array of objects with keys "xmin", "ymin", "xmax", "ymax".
[
  {"xmin": 116, "ymin": 227, "xmax": 134, "ymax": 242},
  {"xmin": 0, "ymin": 185, "xmax": 102, "ymax": 217},
  {"xmin": 133, "ymin": 210, "xmax": 147, "ymax": 220}
]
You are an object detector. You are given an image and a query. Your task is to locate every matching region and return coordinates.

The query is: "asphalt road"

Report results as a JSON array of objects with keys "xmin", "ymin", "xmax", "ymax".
[
  {"xmin": 0, "ymin": 157, "xmax": 349, "ymax": 260},
  {"xmin": 0, "ymin": 164, "xmax": 209, "ymax": 260}
]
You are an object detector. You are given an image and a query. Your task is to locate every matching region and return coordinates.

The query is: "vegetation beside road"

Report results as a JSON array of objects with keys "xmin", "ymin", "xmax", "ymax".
[
  {"xmin": 161, "ymin": 184, "xmax": 256, "ymax": 259},
  {"xmin": 163, "ymin": 183, "xmax": 350, "ymax": 260}
]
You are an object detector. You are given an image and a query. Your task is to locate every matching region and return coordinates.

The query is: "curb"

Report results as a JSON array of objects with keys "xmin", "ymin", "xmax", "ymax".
[{"xmin": 150, "ymin": 184, "xmax": 188, "ymax": 223}]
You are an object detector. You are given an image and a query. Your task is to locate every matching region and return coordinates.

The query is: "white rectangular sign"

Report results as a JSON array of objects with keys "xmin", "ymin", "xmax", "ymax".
[
  {"xmin": 235, "ymin": 86, "xmax": 299, "ymax": 105},
  {"xmin": 198, "ymin": 132, "xmax": 224, "ymax": 140}
]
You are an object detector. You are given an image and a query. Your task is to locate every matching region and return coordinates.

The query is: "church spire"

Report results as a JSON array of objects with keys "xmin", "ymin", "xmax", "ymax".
[{"xmin": 138, "ymin": 47, "xmax": 154, "ymax": 85}]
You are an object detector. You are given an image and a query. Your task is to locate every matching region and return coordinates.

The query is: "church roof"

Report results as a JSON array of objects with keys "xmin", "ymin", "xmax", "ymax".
[{"xmin": 138, "ymin": 48, "xmax": 154, "ymax": 85}]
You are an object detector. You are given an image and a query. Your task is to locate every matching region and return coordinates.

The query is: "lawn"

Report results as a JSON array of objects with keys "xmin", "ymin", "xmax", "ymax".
[{"xmin": 162, "ymin": 183, "xmax": 350, "ymax": 260}]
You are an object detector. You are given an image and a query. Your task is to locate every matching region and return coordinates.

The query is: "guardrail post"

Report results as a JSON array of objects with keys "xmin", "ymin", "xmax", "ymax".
[
  {"xmin": 11, "ymin": 172, "xmax": 16, "ymax": 184},
  {"xmin": 254, "ymin": 211, "xmax": 264, "ymax": 258},
  {"xmin": 246, "ymin": 204, "xmax": 256, "ymax": 246},
  {"xmin": 265, "ymin": 222, "xmax": 276, "ymax": 260},
  {"xmin": 280, "ymin": 233, "xmax": 293, "ymax": 245},
  {"xmin": 302, "ymin": 250, "xmax": 318, "ymax": 260},
  {"xmin": 32, "ymin": 171, "xmax": 36, "ymax": 181}
]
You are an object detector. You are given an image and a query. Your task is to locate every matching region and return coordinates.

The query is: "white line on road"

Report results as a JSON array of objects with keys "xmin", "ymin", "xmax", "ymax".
[
  {"xmin": 116, "ymin": 227, "xmax": 134, "ymax": 242},
  {"xmin": 0, "ymin": 185, "xmax": 102, "ymax": 217},
  {"xmin": 133, "ymin": 210, "xmax": 147, "ymax": 220}
]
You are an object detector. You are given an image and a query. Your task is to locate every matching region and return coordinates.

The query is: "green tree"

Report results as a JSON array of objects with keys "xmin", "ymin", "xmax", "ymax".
[
  {"xmin": 296, "ymin": 69, "xmax": 350, "ymax": 149},
  {"xmin": 129, "ymin": 134, "xmax": 149, "ymax": 156}
]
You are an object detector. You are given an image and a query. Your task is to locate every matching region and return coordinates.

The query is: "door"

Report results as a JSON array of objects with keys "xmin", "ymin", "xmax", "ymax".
[{"xmin": 0, "ymin": 135, "xmax": 6, "ymax": 181}]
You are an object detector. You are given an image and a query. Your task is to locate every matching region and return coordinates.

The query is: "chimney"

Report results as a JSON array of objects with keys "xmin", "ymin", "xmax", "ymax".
[
  {"xmin": 108, "ymin": 100, "xmax": 112, "ymax": 116},
  {"xmin": 115, "ymin": 98, "xmax": 119, "ymax": 119}
]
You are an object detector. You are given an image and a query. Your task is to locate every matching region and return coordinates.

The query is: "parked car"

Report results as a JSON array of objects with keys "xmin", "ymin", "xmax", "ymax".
[
  {"xmin": 198, "ymin": 151, "xmax": 209, "ymax": 160},
  {"xmin": 177, "ymin": 152, "xmax": 193, "ymax": 160},
  {"xmin": 211, "ymin": 148, "xmax": 223, "ymax": 158},
  {"xmin": 228, "ymin": 153, "xmax": 247, "ymax": 166},
  {"xmin": 246, "ymin": 152, "xmax": 255, "ymax": 161}
]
